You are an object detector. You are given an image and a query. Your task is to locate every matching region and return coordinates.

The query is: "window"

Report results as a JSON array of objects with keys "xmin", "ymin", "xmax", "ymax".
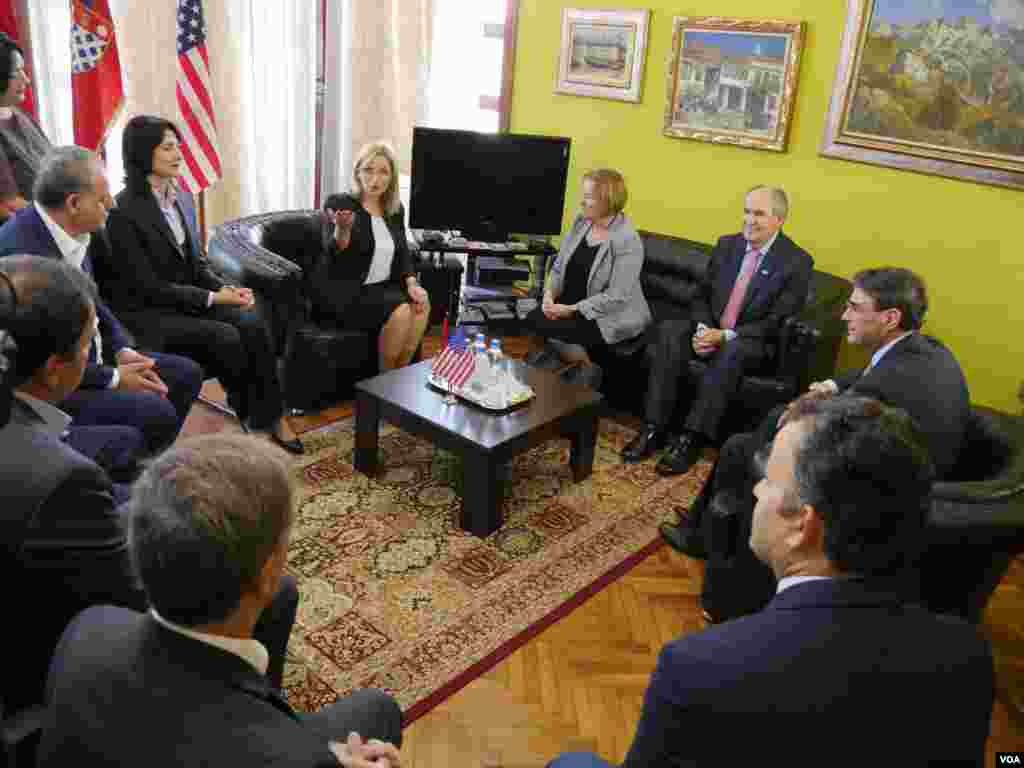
[{"xmin": 426, "ymin": 0, "xmax": 513, "ymax": 133}]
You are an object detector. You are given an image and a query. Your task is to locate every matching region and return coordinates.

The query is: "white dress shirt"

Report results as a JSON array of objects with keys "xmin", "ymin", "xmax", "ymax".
[
  {"xmin": 364, "ymin": 216, "xmax": 396, "ymax": 285},
  {"xmin": 150, "ymin": 609, "xmax": 269, "ymax": 676},
  {"xmin": 34, "ymin": 203, "xmax": 119, "ymax": 383},
  {"xmin": 776, "ymin": 574, "xmax": 833, "ymax": 593}
]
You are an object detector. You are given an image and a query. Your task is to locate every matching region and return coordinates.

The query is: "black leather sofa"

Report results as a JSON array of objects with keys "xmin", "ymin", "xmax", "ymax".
[
  {"xmin": 207, "ymin": 210, "xmax": 462, "ymax": 411},
  {"xmin": 597, "ymin": 230, "xmax": 852, "ymax": 435}
]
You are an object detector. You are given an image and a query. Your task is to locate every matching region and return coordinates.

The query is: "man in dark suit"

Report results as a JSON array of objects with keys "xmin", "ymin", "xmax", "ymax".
[
  {"xmin": 621, "ymin": 185, "xmax": 813, "ymax": 475},
  {"xmin": 0, "ymin": 146, "xmax": 202, "ymax": 456},
  {"xmin": 0, "ymin": 255, "xmax": 144, "ymax": 712},
  {"xmin": 38, "ymin": 432, "xmax": 403, "ymax": 768},
  {"xmin": 0, "ymin": 255, "xmax": 298, "ymax": 713},
  {"xmin": 549, "ymin": 397, "xmax": 993, "ymax": 768},
  {"xmin": 668, "ymin": 267, "xmax": 971, "ymax": 623}
]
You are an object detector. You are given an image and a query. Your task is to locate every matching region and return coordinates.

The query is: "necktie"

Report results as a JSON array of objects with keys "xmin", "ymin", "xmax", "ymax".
[{"xmin": 720, "ymin": 247, "xmax": 760, "ymax": 330}]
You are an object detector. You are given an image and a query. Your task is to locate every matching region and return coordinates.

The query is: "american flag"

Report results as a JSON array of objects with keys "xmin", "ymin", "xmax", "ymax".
[
  {"xmin": 432, "ymin": 334, "xmax": 476, "ymax": 391},
  {"xmin": 175, "ymin": 0, "xmax": 222, "ymax": 193}
]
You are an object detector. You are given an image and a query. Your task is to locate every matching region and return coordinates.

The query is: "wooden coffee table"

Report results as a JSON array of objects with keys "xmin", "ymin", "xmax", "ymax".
[{"xmin": 354, "ymin": 359, "xmax": 604, "ymax": 537}]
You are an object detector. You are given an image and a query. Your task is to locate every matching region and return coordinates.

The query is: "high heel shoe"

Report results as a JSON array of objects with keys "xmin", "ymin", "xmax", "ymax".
[{"xmin": 270, "ymin": 431, "xmax": 304, "ymax": 455}]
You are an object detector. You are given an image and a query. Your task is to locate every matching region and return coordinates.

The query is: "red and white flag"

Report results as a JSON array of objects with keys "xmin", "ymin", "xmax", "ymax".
[
  {"xmin": 175, "ymin": 0, "xmax": 221, "ymax": 193},
  {"xmin": 432, "ymin": 339, "xmax": 476, "ymax": 391},
  {"xmin": 70, "ymin": 0, "xmax": 123, "ymax": 150}
]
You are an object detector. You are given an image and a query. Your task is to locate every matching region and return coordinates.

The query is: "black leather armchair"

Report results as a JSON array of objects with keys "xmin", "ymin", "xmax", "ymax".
[
  {"xmin": 920, "ymin": 405, "xmax": 1024, "ymax": 623},
  {"xmin": 599, "ymin": 230, "xmax": 851, "ymax": 435},
  {"xmin": 207, "ymin": 210, "xmax": 462, "ymax": 411}
]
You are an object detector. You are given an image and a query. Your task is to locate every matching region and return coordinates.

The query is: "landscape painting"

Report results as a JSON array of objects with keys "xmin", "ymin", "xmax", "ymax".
[
  {"xmin": 664, "ymin": 17, "xmax": 805, "ymax": 152},
  {"xmin": 822, "ymin": 0, "xmax": 1024, "ymax": 189},
  {"xmin": 555, "ymin": 8, "xmax": 650, "ymax": 103}
]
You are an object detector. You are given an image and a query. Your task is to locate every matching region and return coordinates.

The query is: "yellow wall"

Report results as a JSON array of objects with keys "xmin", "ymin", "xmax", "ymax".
[{"xmin": 510, "ymin": 0, "xmax": 1024, "ymax": 412}]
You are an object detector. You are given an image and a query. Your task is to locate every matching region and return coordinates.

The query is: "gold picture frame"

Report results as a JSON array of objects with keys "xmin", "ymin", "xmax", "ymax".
[
  {"xmin": 664, "ymin": 16, "xmax": 805, "ymax": 152},
  {"xmin": 555, "ymin": 8, "xmax": 650, "ymax": 103},
  {"xmin": 820, "ymin": 0, "xmax": 1024, "ymax": 190}
]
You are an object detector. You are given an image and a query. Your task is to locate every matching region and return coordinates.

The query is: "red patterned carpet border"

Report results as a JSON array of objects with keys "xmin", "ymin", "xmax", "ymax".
[{"xmin": 402, "ymin": 537, "xmax": 665, "ymax": 723}]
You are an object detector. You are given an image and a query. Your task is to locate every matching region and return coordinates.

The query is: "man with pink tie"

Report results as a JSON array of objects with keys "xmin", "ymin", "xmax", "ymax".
[{"xmin": 621, "ymin": 186, "xmax": 813, "ymax": 475}]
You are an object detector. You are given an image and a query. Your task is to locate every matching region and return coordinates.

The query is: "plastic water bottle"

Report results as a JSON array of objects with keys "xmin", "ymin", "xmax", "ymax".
[
  {"xmin": 486, "ymin": 338, "xmax": 506, "ymax": 408},
  {"xmin": 473, "ymin": 333, "xmax": 489, "ymax": 383},
  {"xmin": 487, "ymin": 339, "xmax": 504, "ymax": 382}
]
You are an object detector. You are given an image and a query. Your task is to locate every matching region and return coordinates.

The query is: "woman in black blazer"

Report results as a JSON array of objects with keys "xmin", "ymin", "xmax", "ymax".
[
  {"xmin": 103, "ymin": 115, "xmax": 302, "ymax": 453},
  {"xmin": 313, "ymin": 141, "xmax": 429, "ymax": 371}
]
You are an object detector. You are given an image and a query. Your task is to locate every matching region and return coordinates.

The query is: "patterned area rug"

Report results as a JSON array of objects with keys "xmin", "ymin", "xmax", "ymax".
[{"xmin": 281, "ymin": 417, "xmax": 711, "ymax": 722}]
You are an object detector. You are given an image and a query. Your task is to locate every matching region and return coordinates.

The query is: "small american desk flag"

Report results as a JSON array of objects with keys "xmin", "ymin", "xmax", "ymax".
[{"xmin": 432, "ymin": 334, "xmax": 475, "ymax": 390}]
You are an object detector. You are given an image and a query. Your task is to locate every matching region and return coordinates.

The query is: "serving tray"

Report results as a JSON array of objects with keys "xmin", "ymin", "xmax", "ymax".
[{"xmin": 427, "ymin": 373, "xmax": 534, "ymax": 411}]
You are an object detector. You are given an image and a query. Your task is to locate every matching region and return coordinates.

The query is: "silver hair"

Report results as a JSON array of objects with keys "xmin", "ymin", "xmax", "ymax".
[
  {"xmin": 747, "ymin": 185, "xmax": 789, "ymax": 220},
  {"xmin": 33, "ymin": 146, "xmax": 99, "ymax": 210}
]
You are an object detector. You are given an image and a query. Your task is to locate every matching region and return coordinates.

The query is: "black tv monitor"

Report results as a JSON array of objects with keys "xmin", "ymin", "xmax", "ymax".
[{"xmin": 410, "ymin": 126, "xmax": 571, "ymax": 242}]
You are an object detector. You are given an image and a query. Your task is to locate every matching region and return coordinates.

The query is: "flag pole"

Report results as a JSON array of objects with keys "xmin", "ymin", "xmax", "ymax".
[{"xmin": 197, "ymin": 189, "xmax": 207, "ymax": 244}]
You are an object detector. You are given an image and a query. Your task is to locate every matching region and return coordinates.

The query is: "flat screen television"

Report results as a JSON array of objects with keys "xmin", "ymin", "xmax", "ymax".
[{"xmin": 410, "ymin": 126, "xmax": 571, "ymax": 242}]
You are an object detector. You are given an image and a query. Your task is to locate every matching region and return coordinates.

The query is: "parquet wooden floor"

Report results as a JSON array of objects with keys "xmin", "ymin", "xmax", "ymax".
[{"xmin": 185, "ymin": 331, "xmax": 1024, "ymax": 767}]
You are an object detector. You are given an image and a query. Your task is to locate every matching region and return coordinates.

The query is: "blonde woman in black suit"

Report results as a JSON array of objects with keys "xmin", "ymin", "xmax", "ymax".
[{"xmin": 313, "ymin": 141, "xmax": 430, "ymax": 371}]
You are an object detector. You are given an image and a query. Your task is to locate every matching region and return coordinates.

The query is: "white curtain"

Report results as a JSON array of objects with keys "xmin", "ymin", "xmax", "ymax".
[
  {"xmin": 25, "ymin": 0, "xmax": 318, "ymax": 227},
  {"xmin": 26, "ymin": 0, "xmax": 73, "ymax": 145},
  {"xmin": 219, "ymin": 0, "xmax": 317, "ymax": 217},
  {"xmin": 322, "ymin": 0, "xmax": 433, "ymax": 201}
]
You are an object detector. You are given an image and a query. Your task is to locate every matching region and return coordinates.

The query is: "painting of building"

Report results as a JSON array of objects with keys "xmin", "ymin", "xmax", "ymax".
[{"xmin": 674, "ymin": 31, "xmax": 788, "ymax": 135}]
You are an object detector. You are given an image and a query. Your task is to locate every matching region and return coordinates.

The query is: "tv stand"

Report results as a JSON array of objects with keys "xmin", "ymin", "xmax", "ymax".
[{"xmin": 414, "ymin": 239, "xmax": 557, "ymax": 331}]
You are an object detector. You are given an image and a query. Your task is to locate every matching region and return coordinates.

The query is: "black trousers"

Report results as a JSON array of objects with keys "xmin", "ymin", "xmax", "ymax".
[
  {"xmin": 524, "ymin": 307, "xmax": 606, "ymax": 349},
  {"xmin": 301, "ymin": 689, "xmax": 404, "ymax": 749},
  {"xmin": 253, "ymin": 574, "xmax": 300, "ymax": 691},
  {"xmin": 694, "ymin": 408, "xmax": 781, "ymax": 621},
  {"xmin": 696, "ymin": 405, "xmax": 924, "ymax": 621},
  {"xmin": 643, "ymin": 318, "xmax": 767, "ymax": 440},
  {"xmin": 120, "ymin": 301, "xmax": 283, "ymax": 430}
]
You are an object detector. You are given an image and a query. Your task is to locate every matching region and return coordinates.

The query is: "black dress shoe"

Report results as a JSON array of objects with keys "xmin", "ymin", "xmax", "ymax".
[
  {"xmin": 656, "ymin": 433, "xmax": 703, "ymax": 476},
  {"xmin": 659, "ymin": 520, "xmax": 707, "ymax": 558},
  {"xmin": 271, "ymin": 432, "xmax": 305, "ymax": 455},
  {"xmin": 526, "ymin": 346, "xmax": 562, "ymax": 371},
  {"xmin": 563, "ymin": 362, "xmax": 603, "ymax": 391},
  {"xmin": 622, "ymin": 424, "xmax": 666, "ymax": 463}
]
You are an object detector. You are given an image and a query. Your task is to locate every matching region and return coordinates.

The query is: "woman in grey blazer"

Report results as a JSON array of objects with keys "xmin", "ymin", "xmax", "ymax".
[{"xmin": 525, "ymin": 168, "xmax": 650, "ymax": 389}]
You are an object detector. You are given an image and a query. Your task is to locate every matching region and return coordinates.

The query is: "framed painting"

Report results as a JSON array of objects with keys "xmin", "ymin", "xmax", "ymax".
[
  {"xmin": 555, "ymin": 8, "xmax": 650, "ymax": 102},
  {"xmin": 664, "ymin": 16, "xmax": 805, "ymax": 151},
  {"xmin": 821, "ymin": 0, "xmax": 1024, "ymax": 190}
]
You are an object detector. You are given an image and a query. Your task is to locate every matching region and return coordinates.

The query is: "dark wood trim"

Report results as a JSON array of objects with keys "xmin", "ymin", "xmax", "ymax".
[
  {"xmin": 197, "ymin": 190, "xmax": 207, "ymax": 244},
  {"xmin": 498, "ymin": 0, "xmax": 520, "ymax": 133}
]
